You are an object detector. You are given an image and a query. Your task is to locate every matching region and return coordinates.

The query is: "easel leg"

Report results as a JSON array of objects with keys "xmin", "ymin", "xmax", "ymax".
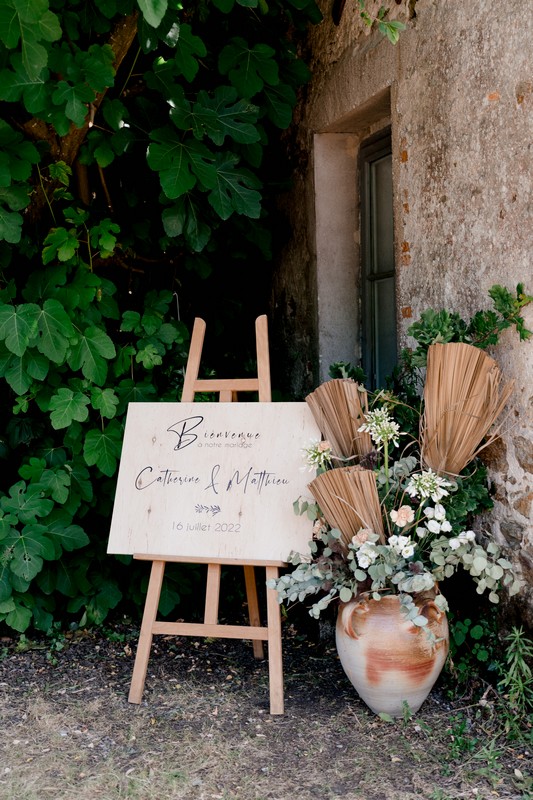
[
  {"xmin": 204, "ymin": 563, "xmax": 221, "ymax": 623},
  {"xmin": 244, "ymin": 565, "xmax": 265, "ymax": 659},
  {"xmin": 265, "ymin": 566, "xmax": 284, "ymax": 715},
  {"xmin": 128, "ymin": 560, "xmax": 166, "ymax": 704}
]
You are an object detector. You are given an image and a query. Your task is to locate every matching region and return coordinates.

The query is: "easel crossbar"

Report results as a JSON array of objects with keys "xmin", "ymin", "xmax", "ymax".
[{"xmin": 151, "ymin": 621, "xmax": 269, "ymax": 639}]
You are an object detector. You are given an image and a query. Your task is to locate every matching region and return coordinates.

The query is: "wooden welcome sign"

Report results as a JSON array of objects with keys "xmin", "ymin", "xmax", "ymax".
[
  {"xmin": 107, "ymin": 401, "xmax": 320, "ymax": 563},
  {"xmin": 109, "ymin": 315, "xmax": 320, "ymax": 715}
]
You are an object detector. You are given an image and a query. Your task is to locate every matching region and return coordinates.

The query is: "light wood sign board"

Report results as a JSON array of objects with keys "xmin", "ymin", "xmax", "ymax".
[{"xmin": 108, "ymin": 402, "xmax": 321, "ymax": 563}]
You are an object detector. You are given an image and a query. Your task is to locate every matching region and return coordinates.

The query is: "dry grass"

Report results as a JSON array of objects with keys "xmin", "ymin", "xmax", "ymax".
[
  {"xmin": 0, "ymin": 625, "xmax": 531, "ymax": 800},
  {"xmin": 305, "ymin": 379, "xmax": 372, "ymax": 462},
  {"xmin": 421, "ymin": 343, "xmax": 514, "ymax": 477},
  {"xmin": 308, "ymin": 467, "xmax": 385, "ymax": 546}
]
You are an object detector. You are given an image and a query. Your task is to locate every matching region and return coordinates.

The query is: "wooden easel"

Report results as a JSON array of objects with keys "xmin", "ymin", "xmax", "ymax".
[{"xmin": 127, "ymin": 315, "xmax": 286, "ymax": 714}]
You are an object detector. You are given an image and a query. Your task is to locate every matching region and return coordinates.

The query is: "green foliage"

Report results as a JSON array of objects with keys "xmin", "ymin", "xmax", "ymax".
[
  {"xmin": 443, "ymin": 463, "xmax": 494, "ymax": 527},
  {"xmin": 0, "ymin": 262, "xmax": 190, "ymax": 632},
  {"xmin": 357, "ymin": 1, "xmax": 406, "ymax": 44},
  {"xmin": 448, "ymin": 612, "xmax": 500, "ymax": 685},
  {"xmin": 328, "ymin": 360, "xmax": 367, "ymax": 384},
  {"xmin": 405, "ymin": 284, "xmax": 533, "ymax": 368},
  {"xmin": 444, "ymin": 715, "xmax": 479, "ymax": 759},
  {"xmin": 0, "ymin": 0, "xmax": 325, "ymax": 633}
]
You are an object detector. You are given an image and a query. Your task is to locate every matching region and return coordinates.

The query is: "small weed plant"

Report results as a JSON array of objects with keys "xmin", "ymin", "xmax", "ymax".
[{"xmin": 497, "ymin": 626, "xmax": 533, "ymax": 738}]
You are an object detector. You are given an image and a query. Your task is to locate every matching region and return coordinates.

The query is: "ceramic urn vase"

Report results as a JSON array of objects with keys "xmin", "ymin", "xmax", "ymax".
[{"xmin": 335, "ymin": 592, "xmax": 449, "ymax": 717}]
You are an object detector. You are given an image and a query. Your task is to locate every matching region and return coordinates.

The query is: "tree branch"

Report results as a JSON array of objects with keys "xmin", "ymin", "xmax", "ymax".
[{"xmin": 23, "ymin": 11, "xmax": 139, "ymax": 225}]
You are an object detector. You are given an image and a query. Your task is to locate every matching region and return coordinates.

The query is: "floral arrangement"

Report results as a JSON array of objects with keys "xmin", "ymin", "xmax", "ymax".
[{"xmin": 269, "ymin": 288, "xmax": 532, "ymax": 632}]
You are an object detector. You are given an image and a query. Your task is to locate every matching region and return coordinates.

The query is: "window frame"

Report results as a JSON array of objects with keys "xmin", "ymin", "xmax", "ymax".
[{"xmin": 359, "ymin": 127, "xmax": 397, "ymax": 389}]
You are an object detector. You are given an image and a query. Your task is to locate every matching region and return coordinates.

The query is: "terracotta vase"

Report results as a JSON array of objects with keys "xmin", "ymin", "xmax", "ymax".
[{"xmin": 335, "ymin": 592, "xmax": 449, "ymax": 717}]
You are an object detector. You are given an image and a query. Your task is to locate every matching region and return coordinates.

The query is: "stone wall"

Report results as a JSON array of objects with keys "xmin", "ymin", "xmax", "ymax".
[{"xmin": 270, "ymin": 0, "xmax": 533, "ymax": 624}]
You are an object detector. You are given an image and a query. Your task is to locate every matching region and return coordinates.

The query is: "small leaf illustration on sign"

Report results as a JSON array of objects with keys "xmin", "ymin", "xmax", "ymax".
[{"xmin": 108, "ymin": 402, "xmax": 321, "ymax": 563}]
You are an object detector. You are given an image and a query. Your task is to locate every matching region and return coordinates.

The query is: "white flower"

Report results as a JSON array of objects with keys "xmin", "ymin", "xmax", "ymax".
[
  {"xmin": 406, "ymin": 469, "xmax": 453, "ymax": 502},
  {"xmin": 302, "ymin": 439, "xmax": 332, "ymax": 471},
  {"xmin": 401, "ymin": 543, "xmax": 415, "ymax": 558},
  {"xmin": 426, "ymin": 519, "xmax": 442, "ymax": 534},
  {"xmin": 358, "ymin": 408, "xmax": 402, "ymax": 449},
  {"xmin": 356, "ymin": 541, "xmax": 378, "ymax": 568},
  {"xmin": 416, "ymin": 526, "xmax": 428, "ymax": 538},
  {"xmin": 389, "ymin": 535, "xmax": 411, "ymax": 555},
  {"xmin": 423, "ymin": 503, "xmax": 452, "ymax": 534},
  {"xmin": 456, "ymin": 530, "xmax": 476, "ymax": 543},
  {"xmin": 448, "ymin": 538, "xmax": 461, "ymax": 550},
  {"xmin": 424, "ymin": 503, "xmax": 447, "ymax": 521}
]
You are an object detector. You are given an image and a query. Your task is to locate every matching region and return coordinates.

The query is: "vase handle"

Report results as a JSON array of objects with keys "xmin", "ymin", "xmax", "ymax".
[
  {"xmin": 339, "ymin": 599, "xmax": 369, "ymax": 640},
  {"xmin": 418, "ymin": 599, "xmax": 445, "ymax": 624}
]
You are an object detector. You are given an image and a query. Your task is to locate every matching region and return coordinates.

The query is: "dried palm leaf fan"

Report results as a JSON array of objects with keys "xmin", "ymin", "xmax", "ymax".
[
  {"xmin": 305, "ymin": 379, "xmax": 373, "ymax": 462},
  {"xmin": 421, "ymin": 342, "xmax": 514, "ymax": 477},
  {"xmin": 308, "ymin": 466, "xmax": 385, "ymax": 547}
]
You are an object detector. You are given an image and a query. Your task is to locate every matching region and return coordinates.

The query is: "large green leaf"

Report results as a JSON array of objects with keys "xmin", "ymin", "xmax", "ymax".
[
  {"xmin": 0, "ymin": 55, "xmax": 50, "ymax": 113},
  {"xmin": 69, "ymin": 461, "xmax": 93, "ymax": 503},
  {"xmin": 0, "ymin": 302, "xmax": 40, "ymax": 356},
  {"xmin": 22, "ymin": 264, "xmax": 68, "ymax": 303},
  {"xmin": 0, "ymin": 206, "xmax": 23, "ymax": 243},
  {"xmin": 45, "ymin": 518, "xmax": 90, "ymax": 553},
  {"xmin": 0, "ymin": 350, "xmax": 32, "ymax": 394},
  {"xmin": 218, "ymin": 38, "xmax": 278, "ymax": 98},
  {"xmin": 173, "ymin": 23, "xmax": 207, "ymax": 82},
  {"xmin": 162, "ymin": 197, "xmax": 211, "ymax": 252},
  {"xmin": 52, "ymin": 80, "xmax": 94, "ymax": 126},
  {"xmin": 18, "ymin": 456, "xmax": 46, "ymax": 482},
  {"xmin": 1, "ymin": 482, "xmax": 54, "ymax": 523},
  {"xmin": 42, "ymin": 227, "xmax": 80, "ymax": 264},
  {"xmin": 113, "ymin": 343, "xmax": 136, "ymax": 377},
  {"xmin": 198, "ymin": 86, "xmax": 260, "ymax": 144},
  {"xmin": 83, "ymin": 419, "xmax": 123, "ymax": 476},
  {"xmin": 135, "ymin": 341, "xmax": 163, "ymax": 368},
  {"xmin": 263, "ymin": 82, "xmax": 297, "ymax": 129},
  {"xmin": 0, "ymin": 183, "xmax": 32, "ymax": 211},
  {"xmin": 120, "ymin": 310, "xmax": 141, "ymax": 333},
  {"xmin": 137, "ymin": 0, "xmax": 168, "ymax": 29},
  {"xmin": 78, "ymin": 44, "xmax": 116, "ymax": 92},
  {"xmin": 0, "ymin": 568, "xmax": 13, "ymax": 603},
  {"xmin": 208, "ymin": 153, "xmax": 261, "ymax": 219},
  {"xmin": 0, "ymin": 1, "xmax": 23, "ymax": 49},
  {"xmin": 23, "ymin": 347, "xmax": 49, "ymax": 381},
  {"xmin": 56, "ymin": 267, "xmax": 100, "ymax": 310},
  {"xmin": 144, "ymin": 58, "xmax": 181, "ymax": 99},
  {"xmin": 0, "ymin": 0, "xmax": 61, "ymax": 80},
  {"xmin": 36, "ymin": 298, "xmax": 76, "ymax": 363},
  {"xmin": 90, "ymin": 386, "xmax": 119, "ymax": 419},
  {"xmin": 8, "ymin": 534, "xmax": 46, "ymax": 580},
  {"xmin": 68, "ymin": 325, "xmax": 116, "ymax": 384},
  {"xmin": 102, "ymin": 97, "xmax": 128, "ymax": 131},
  {"xmin": 5, "ymin": 602, "xmax": 32, "ymax": 632},
  {"xmin": 171, "ymin": 85, "xmax": 260, "ymax": 146},
  {"xmin": 147, "ymin": 129, "xmax": 202, "ymax": 199},
  {"xmin": 38, "ymin": 468, "xmax": 71, "ymax": 503},
  {"xmin": 89, "ymin": 218, "xmax": 120, "ymax": 256},
  {"xmin": 48, "ymin": 387, "xmax": 90, "ymax": 429},
  {"xmin": 84, "ymin": 577, "xmax": 122, "ymax": 624}
]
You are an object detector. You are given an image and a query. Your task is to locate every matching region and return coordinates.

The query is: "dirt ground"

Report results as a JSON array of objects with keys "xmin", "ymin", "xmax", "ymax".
[{"xmin": 0, "ymin": 618, "xmax": 531, "ymax": 800}]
